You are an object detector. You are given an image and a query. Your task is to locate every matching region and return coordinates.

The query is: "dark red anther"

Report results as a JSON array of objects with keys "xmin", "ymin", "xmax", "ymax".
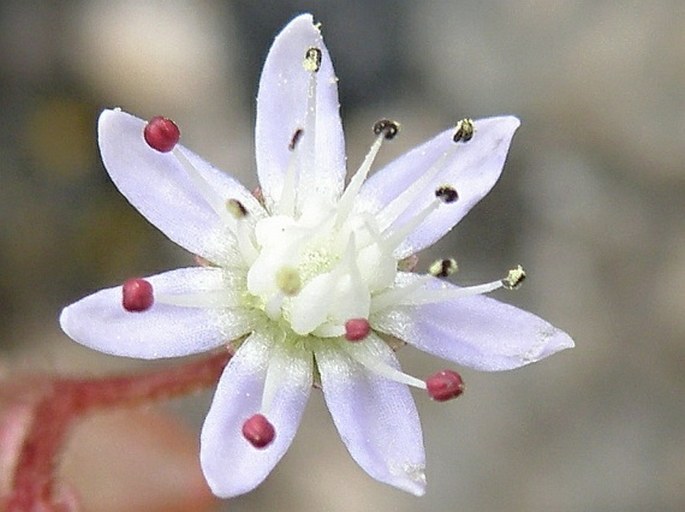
[
  {"xmin": 344, "ymin": 318, "xmax": 371, "ymax": 342},
  {"xmin": 242, "ymin": 414, "xmax": 275, "ymax": 449},
  {"xmin": 143, "ymin": 116, "xmax": 180, "ymax": 152},
  {"xmin": 122, "ymin": 278, "xmax": 154, "ymax": 312},
  {"xmin": 426, "ymin": 369, "xmax": 465, "ymax": 401}
]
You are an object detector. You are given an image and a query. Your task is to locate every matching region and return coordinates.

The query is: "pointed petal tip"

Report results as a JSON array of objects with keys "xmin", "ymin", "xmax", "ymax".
[
  {"xmin": 282, "ymin": 13, "xmax": 318, "ymax": 36},
  {"xmin": 489, "ymin": 114, "xmax": 521, "ymax": 135},
  {"xmin": 395, "ymin": 467, "xmax": 427, "ymax": 496},
  {"xmin": 58, "ymin": 304, "xmax": 72, "ymax": 336},
  {"xmin": 97, "ymin": 107, "xmax": 125, "ymax": 132},
  {"xmin": 543, "ymin": 328, "xmax": 575, "ymax": 356},
  {"xmin": 525, "ymin": 326, "xmax": 575, "ymax": 367},
  {"xmin": 504, "ymin": 114, "xmax": 521, "ymax": 128},
  {"xmin": 408, "ymin": 482, "xmax": 427, "ymax": 497},
  {"xmin": 290, "ymin": 12, "xmax": 314, "ymax": 23}
]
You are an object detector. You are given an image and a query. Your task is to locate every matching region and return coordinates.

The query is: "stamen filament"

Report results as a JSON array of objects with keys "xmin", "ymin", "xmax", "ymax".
[
  {"xmin": 260, "ymin": 334, "xmax": 287, "ymax": 415},
  {"xmin": 276, "ymin": 132, "xmax": 302, "ymax": 216},
  {"xmin": 173, "ymin": 148, "xmax": 229, "ymax": 221},
  {"xmin": 371, "ymin": 275, "xmax": 506, "ymax": 312},
  {"xmin": 341, "ymin": 233, "xmax": 368, "ymax": 310},
  {"xmin": 336, "ymin": 133, "xmax": 385, "ymax": 227},
  {"xmin": 394, "ymin": 279, "xmax": 504, "ymax": 307},
  {"xmin": 234, "ymin": 222, "xmax": 257, "ymax": 265},
  {"xmin": 295, "ymin": 64, "xmax": 319, "ymax": 213},
  {"xmin": 376, "ymin": 145, "xmax": 458, "ymax": 231},
  {"xmin": 172, "ymin": 149, "xmax": 259, "ymax": 265},
  {"xmin": 340, "ymin": 339, "xmax": 427, "ymax": 390},
  {"xmin": 381, "ymin": 199, "xmax": 441, "ymax": 250},
  {"xmin": 155, "ymin": 290, "xmax": 238, "ymax": 308},
  {"xmin": 370, "ymin": 278, "xmax": 427, "ymax": 313}
]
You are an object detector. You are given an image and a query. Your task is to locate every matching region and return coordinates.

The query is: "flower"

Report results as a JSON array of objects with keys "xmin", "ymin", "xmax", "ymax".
[{"xmin": 60, "ymin": 13, "xmax": 574, "ymax": 498}]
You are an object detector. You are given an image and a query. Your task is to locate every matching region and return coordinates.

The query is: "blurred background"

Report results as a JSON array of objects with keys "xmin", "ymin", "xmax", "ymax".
[{"xmin": 1, "ymin": 0, "xmax": 684, "ymax": 511}]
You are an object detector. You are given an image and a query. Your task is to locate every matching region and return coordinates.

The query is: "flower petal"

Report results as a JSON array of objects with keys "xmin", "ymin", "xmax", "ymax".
[
  {"xmin": 357, "ymin": 116, "xmax": 520, "ymax": 258},
  {"xmin": 60, "ymin": 267, "xmax": 257, "ymax": 359},
  {"xmin": 371, "ymin": 273, "xmax": 575, "ymax": 371},
  {"xmin": 316, "ymin": 337, "xmax": 426, "ymax": 495},
  {"xmin": 200, "ymin": 330, "xmax": 312, "ymax": 497},
  {"xmin": 255, "ymin": 14, "xmax": 346, "ymax": 208},
  {"xmin": 98, "ymin": 109, "xmax": 265, "ymax": 264}
]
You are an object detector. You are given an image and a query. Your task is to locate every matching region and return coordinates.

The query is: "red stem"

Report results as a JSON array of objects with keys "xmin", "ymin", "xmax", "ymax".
[{"xmin": 5, "ymin": 349, "xmax": 231, "ymax": 511}]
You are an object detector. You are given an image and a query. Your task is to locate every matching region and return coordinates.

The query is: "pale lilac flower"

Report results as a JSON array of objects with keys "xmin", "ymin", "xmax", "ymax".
[{"xmin": 60, "ymin": 14, "xmax": 573, "ymax": 498}]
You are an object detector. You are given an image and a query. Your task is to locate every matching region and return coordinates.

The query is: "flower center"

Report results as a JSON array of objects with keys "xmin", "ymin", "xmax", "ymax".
[{"xmin": 246, "ymin": 199, "xmax": 397, "ymax": 337}]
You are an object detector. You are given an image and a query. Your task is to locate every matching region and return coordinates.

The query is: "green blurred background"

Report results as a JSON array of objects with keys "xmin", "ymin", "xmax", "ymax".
[{"xmin": 1, "ymin": 1, "xmax": 684, "ymax": 511}]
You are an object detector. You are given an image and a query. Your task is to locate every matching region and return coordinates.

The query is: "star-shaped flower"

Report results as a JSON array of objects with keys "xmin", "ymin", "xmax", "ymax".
[{"xmin": 60, "ymin": 14, "xmax": 573, "ymax": 497}]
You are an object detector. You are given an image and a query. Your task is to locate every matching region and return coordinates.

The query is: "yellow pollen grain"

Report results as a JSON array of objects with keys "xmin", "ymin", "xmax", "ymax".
[{"xmin": 503, "ymin": 265, "xmax": 526, "ymax": 289}]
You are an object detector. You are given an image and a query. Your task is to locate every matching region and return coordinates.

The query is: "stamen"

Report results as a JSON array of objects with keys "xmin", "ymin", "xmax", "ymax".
[
  {"xmin": 173, "ymin": 148, "xmax": 227, "ymax": 217},
  {"xmin": 122, "ymin": 278, "xmax": 154, "ymax": 312},
  {"xmin": 259, "ymin": 331, "xmax": 288, "ymax": 412},
  {"xmin": 376, "ymin": 146, "xmax": 458, "ymax": 231},
  {"xmin": 226, "ymin": 198, "xmax": 248, "ymax": 219},
  {"xmin": 289, "ymin": 128, "xmax": 304, "ymax": 151},
  {"xmin": 428, "ymin": 258, "xmax": 458, "ymax": 278},
  {"xmin": 341, "ymin": 339, "xmax": 427, "ymax": 390},
  {"xmin": 426, "ymin": 369, "xmax": 464, "ymax": 401},
  {"xmin": 452, "ymin": 118, "xmax": 475, "ymax": 143},
  {"xmin": 242, "ymin": 414, "xmax": 275, "ymax": 449},
  {"xmin": 223, "ymin": 196, "xmax": 259, "ymax": 264},
  {"xmin": 502, "ymin": 265, "xmax": 526, "ymax": 289},
  {"xmin": 174, "ymin": 149, "xmax": 259, "ymax": 263},
  {"xmin": 235, "ymin": 220, "xmax": 259, "ymax": 264},
  {"xmin": 435, "ymin": 185, "xmax": 459, "ymax": 203},
  {"xmin": 277, "ymin": 129, "xmax": 304, "ymax": 215},
  {"xmin": 292, "ymin": 50, "xmax": 320, "ymax": 212},
  {"xmin": 144, "ymin": 116, "xmax": 180, "ymax": 152},
  {"xmin": 344, "ymin": 318, "xmax": 371, "ymax": 342},
  {"xmin": 335, "ymin": 131, "xmax": 385, "ymax": 226},
  {"xmin": 394, "ymin": 279, "xmax": 504, "ymax": 306},
  {"xmin": 370, "ymin": 278, "xmax": 426, "ymax": 313},
  {"xmin": 338, "ymin": 121, "xmax": 399, "ymax": 224},
  {"xmin": 155, "ymin": 289, "xmax": 237, "ymax": 309},
  {"xmin": 303, "ymin": 47, "xmax": 322, "ymax": 72},
  {"xmin": 372, "ymin": 119, "xmax": 400, "ymax": 140},
  {"xmin": 372, "ymin": 272, "xmax": 512, "ymax": 311},
  {"xmin": 381, "ymin": 198, "xmax": 441, "ymax": 250},
  {"xmin": 340, "ymin": 233, "xmax": 370, "ymax": 312},
  {"xmin": 276, "ymin": 266, "xmax": 302, "ymax": 296}
]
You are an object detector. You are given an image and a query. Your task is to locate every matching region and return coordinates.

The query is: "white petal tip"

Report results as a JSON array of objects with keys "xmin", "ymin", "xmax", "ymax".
[
  {"xmin": 489, "ymin": 115, "xmax": 521, "ymax": 136},
  {"xmin": 551, "ymin": 330, "xmax": 575, "ymax": 352},
  {"xmin": 531, "ymin": 327, "xmax": 575, "ymax": 364},
  {"xmin": 409, "ymin": 485, "xmax": 427, "ymax": 497},
  {"xmin": 58, "ymin": 306, "xmax": 72, "ymax": 336},
  {"xmin": 393, "ymin": 463, "xmax": 427, "ymax": 496},
  {"xmin": 283, "ymin": 13, "xmax": 317, "ymax": 34},
  {"xmin": 505, "ymin": 115, "xmax": 521, "ymax": 129},
  {"xmin": 98, "ymin": 107, "xmax": 124, "ymax": 128}
]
